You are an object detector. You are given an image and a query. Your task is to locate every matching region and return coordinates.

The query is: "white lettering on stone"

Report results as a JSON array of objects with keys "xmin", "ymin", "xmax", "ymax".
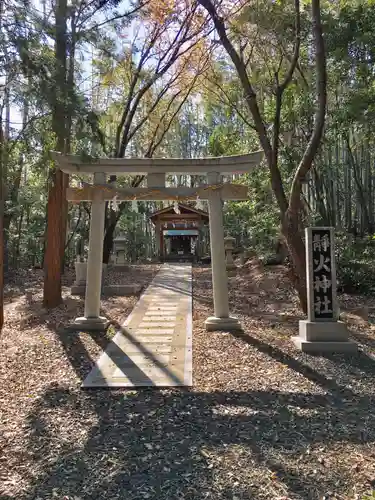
[
  {"xmin": 314, "ymin": 275, "xmax": 332, "ymax": 293},
  {"xmin": 314, "ymin": 295, "xmax": 332, "ymax": 315},
  {"xmin": 313, "ymin": 233, "xmax": 330, "ymax": 252},
  {"xmin": 314, "ymin": 254, "xmax": 331, "ymax": 273}
]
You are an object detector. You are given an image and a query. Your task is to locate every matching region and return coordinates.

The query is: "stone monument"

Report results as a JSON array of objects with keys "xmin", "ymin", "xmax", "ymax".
[
  {"xmin": 113, "ymin": 235, "xmax": 128, "ymax": 268},
  {"xmin": 72, "ymin": 237, "xmax": 110, "ymax": 295},
  {"xmin": 224, "ymin": 236, "xmax": 236, "ymax": 270},
  {"xmin": 292, "ymin": 227, "xmax": 357, "ymax": 353},
  {"xmin": 72, "ymin": 260, "xmax": 108, "ymax": 295},
  {"xmin": 117, "ymin": 250, "xmax": 126, "ymax": 266},
  {"xmin": 74, "ymin": 260, "xmax": 87, "ymax": 287},
  {"xmin": 72, "ymin": 237, "xmax": 87, "ymax": 292}
]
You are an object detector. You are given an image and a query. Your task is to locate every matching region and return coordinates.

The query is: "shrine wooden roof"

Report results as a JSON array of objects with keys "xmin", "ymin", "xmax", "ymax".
[{"xmin": 149, "ymin": 203, "xmax": 209, "ymax": 220}]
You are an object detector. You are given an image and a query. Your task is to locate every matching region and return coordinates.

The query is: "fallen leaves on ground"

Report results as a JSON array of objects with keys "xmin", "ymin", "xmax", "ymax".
[{"xmin": 1, "ymin": 261, "xmax": 375, "ymax": 499}]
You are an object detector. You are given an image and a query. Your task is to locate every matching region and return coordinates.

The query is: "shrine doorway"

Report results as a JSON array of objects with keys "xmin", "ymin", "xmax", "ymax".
[{"xmin": 164, "ymin": 232, "xmax": 197, "ymax": 261}]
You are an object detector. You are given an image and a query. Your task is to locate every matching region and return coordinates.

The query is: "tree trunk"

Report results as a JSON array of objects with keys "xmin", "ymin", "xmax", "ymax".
[
  {"xmin": 0, "ymin": 121, "xmax": 4, "ymax": 332},
  {"xmin": 201, "ymin": 0, "xmax": 326, "ymax": 313},
  {"xmin": 43, "ymin": 0, "xmax": 67, "ymax": 308},
  {"xmin": 0, "ymin": 0, "xmax": 6, "ymax": 329},
  {"xmin": 0, "ymin": 182, "xmax": 3, "ymax": 332},
  {"xmin": 100, "ymin": 177, "xmax": 120, "ymax": 263},
  {"xmin": 15, "ymin": 205, "xmax": 24, "ymax": 267},
  {"xmin": 283, "ymin": 0, "xmax": 327, "ymax": 313},
  {"xmin": 367, "ymin": 136, "xmax": 373, "ymax": 233},
  {"xmin": 44, "ymin": 170, "xmax": 65, "ymax": 306},
  {"xmin": 60, "ymin": 12, "xmax": 76, "ymax": 271},
  {"xmin": 103, "ymin": 218, "xmax": 118, "ymax": 264},
  {"xmin": 60, "ymin": 172, "xmax": 69, "ymax": 272},
  {"xmin": 346, "ymin": 135, "xmax": 371, "ymax": 233},
  {"xmin": 282, "ymin": 212, "xmax": 307, "ymax": 313}
]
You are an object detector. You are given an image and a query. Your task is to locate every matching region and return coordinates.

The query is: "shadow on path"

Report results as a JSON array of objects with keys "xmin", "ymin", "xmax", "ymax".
[
  {"xmin": 12, "ymin": 265, "xmax": 375, "ymax": 500},
  {"xmin": 20, "ymin": 383, "xmax": 375, "ymax": 500},
  {"xmin": 82, "ymin": 325, "xmax": 184, "ymax": 387},
  {"xmin": 230, "ymin": 331, "xmax": 362, "ymax": 399},
  {"xmin": 19, "ymin": 320, "xmax": 375, "ymax": 500},
  {"xmin": 54, "ymin": 324, "xmax": 113, "ymax": 381}
]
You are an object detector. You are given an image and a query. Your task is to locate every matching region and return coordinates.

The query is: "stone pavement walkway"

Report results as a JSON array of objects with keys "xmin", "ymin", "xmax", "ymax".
[{"xmin": 83, "ymin": 263, "xmax": 192, "ymax": 387}]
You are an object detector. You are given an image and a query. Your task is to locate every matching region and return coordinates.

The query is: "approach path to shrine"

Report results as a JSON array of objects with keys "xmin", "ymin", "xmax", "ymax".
[{"xmin": 83, "ymin": 263, "xmax": 192, "ymax": 387}]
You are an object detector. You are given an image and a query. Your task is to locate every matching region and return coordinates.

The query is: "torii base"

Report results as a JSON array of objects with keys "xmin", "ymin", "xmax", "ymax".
[
  {"xmin": 205, "ymin": 316, "xmax": 243, "ymax": 332},
  {"xmin": 68, "ymin": 316, "xmax": 109, "ymax": 332}
]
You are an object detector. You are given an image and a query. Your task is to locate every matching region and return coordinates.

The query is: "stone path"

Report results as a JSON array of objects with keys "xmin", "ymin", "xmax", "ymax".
[{"xmin": 83, "ymin": 263, "xmax": 192, "ymax": 387}]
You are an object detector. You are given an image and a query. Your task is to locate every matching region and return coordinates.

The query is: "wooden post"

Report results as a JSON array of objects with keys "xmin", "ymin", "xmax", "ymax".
[
  {"xmin": 154, "ymin": 221, "xmax": 161, "ymax": 260},
  {"xmin": 160, "ymin": 228, "xmax": 164, "ymax": 260}
]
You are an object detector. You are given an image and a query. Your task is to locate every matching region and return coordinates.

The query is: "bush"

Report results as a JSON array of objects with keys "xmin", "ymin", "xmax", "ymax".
[{"xmin": 336, "ymin": 233, "xmax": 375, "ymax": 295}]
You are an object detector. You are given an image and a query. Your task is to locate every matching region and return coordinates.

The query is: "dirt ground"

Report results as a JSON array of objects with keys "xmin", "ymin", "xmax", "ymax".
[{"xmin": 1, "ymin": 261, "xmax": 375, "ymax": 500}]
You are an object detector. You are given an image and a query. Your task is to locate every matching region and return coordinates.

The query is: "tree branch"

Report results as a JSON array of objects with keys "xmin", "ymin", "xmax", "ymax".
[
  {"xmin": 279, "ymin": 0, "xmax": 300, "ymax": 92},
  {"xmin": 77, "ymin": 1, "xmax": 149, "ymax": 32},
  {"xmin": 126, "ymin": 58, "xmax": 192, "ymax": 145},
  {"xmin": 115, "ymin": 27, "xmax": 160, "ymax": 155},
  {"xmin": 271, "ymin": 0, "xmax": 300, "ymax": 190},
  {"xmin": 198, "ymin": 0, "xmax": 289, "ymax": 213},
  {"xmin": 197, "ymin": 0, "xmax": 272, "ymax": 161},
  {"xmin": 289, "ymin": 0, "xmax": 327, "ymax": 213},
  {"xmin": 117, "ymin": 35, "xmax": 203, "ymax": 158},
  {"xmin": 204, "ymin": 76, "xmax": 256, "ymax": 130}
]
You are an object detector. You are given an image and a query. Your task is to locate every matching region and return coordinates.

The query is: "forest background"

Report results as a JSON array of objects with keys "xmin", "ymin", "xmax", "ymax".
[{"xmin": 1, "ymin": 0, "xmax": 375, "ymax": 326}]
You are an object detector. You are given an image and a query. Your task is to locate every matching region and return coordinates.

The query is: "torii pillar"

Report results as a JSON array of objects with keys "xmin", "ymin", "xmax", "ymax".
[
  {"xmin": 71, "ymin": 172, "xmax": 108, "ymax": 330},
  {"xmin": 204, "ymin": 172, "xmax": 242, "ymax": 332},
  {"xmin": 148, "ymin": 173, "xmax": 165, "ymax": 261}
]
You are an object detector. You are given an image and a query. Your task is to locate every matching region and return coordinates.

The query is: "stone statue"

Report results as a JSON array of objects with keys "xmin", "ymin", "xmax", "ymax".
[{"xmin": 76, "ymin": 236, "xmax": 85, "ymax": 262}]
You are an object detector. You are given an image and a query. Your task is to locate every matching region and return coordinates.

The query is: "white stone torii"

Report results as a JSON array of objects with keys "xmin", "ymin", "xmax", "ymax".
[{"xmin": 53, "ymin": 151, "xmax": 263, "ymax": 332}]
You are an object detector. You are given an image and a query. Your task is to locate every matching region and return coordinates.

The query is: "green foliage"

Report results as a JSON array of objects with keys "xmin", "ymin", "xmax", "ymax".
[
  {"xmin": 224, "ymin": 198, "xmax": 279, "ymax": 255},
  {"xmin": 362, "ymin": 491, "xmax": 375, "ymax": 500},
  {"xmin": 336, "ymin": 234, "xmax": 375, "ymax": 295},
  {"xmin": 3, "ymin": 0, "xmax": 375, "ymax": 299},
  {"xmin": 117, "ymin": 208, "xmax": 152, "ymax": 262},
  {"xmin": 224, "ymin": 167, "xmax": 280, "ymax": 256},
  {"xmin": 325, "ymin": 1, "xmax": 375, "ymax": 125}
]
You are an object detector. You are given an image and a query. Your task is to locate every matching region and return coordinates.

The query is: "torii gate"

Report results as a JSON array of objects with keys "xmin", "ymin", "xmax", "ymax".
[{"xmin": 53, "ymin": 151, "xmax": 263, "ymax": 332}]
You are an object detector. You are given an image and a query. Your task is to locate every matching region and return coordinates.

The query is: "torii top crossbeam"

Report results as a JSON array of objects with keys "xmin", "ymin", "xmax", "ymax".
[{"xmin": 52, "ymin": 151, "xmax": 263, "ymax": 175}]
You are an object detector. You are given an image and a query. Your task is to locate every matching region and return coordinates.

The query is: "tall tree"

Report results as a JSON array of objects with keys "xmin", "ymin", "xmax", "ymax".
[
  {"xmin": 198, "ymin": 0, "xmax": 327, "ymax": 312},
  {"xmin": 95, "ymin": 3, "xmax": 210, "ymax": 262},
  {"xmin": 42, "ymin": 0, "xmax": 143, "ymax": 307},
  {"xmin": 43, "ymin": 0, "xmax": 68, "ymax": 308}
]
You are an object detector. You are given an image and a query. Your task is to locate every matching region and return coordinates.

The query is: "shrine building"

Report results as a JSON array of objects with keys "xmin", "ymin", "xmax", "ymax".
[{"xmin": 149, "ymin": 203, "xmax": 209, "ymax": 261}]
